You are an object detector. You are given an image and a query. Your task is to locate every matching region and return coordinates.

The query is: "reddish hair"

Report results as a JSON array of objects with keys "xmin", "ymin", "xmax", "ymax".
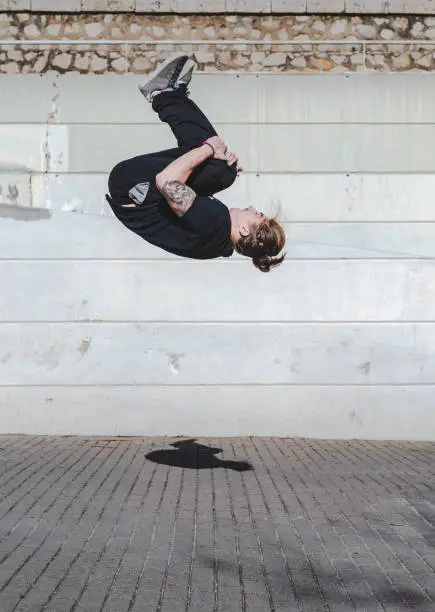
[{"xmin": 234, "ymin": 218, "xmax": 286, "ymax": 272}]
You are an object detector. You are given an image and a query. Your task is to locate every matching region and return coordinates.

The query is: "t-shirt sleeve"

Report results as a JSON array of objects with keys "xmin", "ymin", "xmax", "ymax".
[{"xmin": 180, "ymin": 195, "xmax": 230, "ymax": 235}]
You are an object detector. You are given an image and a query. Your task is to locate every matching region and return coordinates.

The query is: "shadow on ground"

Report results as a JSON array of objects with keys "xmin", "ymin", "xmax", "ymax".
[
  {"xmin": 145, "ymin": 438, "xmax": 253, "ymax": 471},
  {"xmin": 196, "ymin": 551, "xmax": 431, "ymax": 610}
]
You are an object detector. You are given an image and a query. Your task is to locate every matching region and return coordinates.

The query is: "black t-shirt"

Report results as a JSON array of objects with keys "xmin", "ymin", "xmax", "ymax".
[{"xmin": 107, "ymin": 158, "xmax": 234, "ymax": 260}]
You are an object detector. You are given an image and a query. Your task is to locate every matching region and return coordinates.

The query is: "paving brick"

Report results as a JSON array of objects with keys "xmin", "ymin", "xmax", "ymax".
[
  {"xmin": 0, "ymin": 438, "xmax": 59, "ymax": 493},
  {"xmin": 0, "ymin": 440, "xmax": 79, "ymax": 540},
  {"xmin": 0, "ymin": 436, "xmax": 435, "ymax": 611},
  {"xmin": 0, "ymin": 443, "xmax": 127, "ymax": 610},
  {"xmin": 0, "ymin": 444, "xmax": 96, "ymax": 568},
  {"xmin": 42, "ymin": 444, "xmax": 144, "ymax": 611},
  {"xmin": 72, "ymin": 451, "xmax": 155, "ymax": 612}
]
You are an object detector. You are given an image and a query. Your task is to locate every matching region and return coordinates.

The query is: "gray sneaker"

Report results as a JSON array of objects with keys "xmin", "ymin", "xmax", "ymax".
[
  {"xmin": 175, "ymin": 59, "xmax": 195, "ymax": 92},
  {"xmin": 139, "ymin": 53, "xmax": 189, "ymax": 101}
]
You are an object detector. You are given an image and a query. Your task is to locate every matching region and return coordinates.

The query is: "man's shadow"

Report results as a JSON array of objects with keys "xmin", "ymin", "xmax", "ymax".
[{"xmin": 146, "ymin": 439, "xmax": 253, "ymax": 472}]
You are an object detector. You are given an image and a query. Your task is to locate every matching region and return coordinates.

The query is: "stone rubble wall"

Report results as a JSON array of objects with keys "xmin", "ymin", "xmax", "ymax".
[
  {"xmin": 1, "ymin": 13, "xmax": 435, "ymax": 73},
  {"xmin": 1, "ymin": 0, "xmax": 435, "ymax": 15}
]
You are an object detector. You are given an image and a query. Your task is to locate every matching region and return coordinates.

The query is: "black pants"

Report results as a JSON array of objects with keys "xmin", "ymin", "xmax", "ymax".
[{"xmin": 108, "ymin": 86, "xmax": 237, "ymax": 204}]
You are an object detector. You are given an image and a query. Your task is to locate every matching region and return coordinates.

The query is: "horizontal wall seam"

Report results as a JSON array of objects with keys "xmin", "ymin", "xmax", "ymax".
[
  {"xmin": 4, "ymin": 221, "xmax": 435, "ymax": 226},
  {"xmin": 3, "ymin": 221, "xmax": 435, "ymax": 225},
  {"xmin": 4, "ymin": 172, "xmax": 435, "ymax": 176},
  {"xmin": 1, "ymin": 257, "xmax": 434, "ymax": 261},
  {"xmin": 1, "ymin": 39, "xmax": 435, "ymax": 46},
  {"xmin": 1, "ymin": 320, "xmax": 434, "ymax": 325},
  {"xmin": 7, "ymin": 123, "xmax": 435, "ymax": 127},
  {"xmin": 1, "ymin": 257, "xmax": 433, "ymax": 262},
  {"xmin": 1, "ymin": 383, "xmax": 434, "ymax": 388}
]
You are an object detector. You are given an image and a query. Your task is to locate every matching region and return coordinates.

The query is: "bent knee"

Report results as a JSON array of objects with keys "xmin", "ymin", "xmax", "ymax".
[
  {"xmin": 217, "ymin": 159, "xmax": 238, "ymax": 191},
  {"xmin": 190, "ymin": 158, "xmax": 237, "ymax": 196}
]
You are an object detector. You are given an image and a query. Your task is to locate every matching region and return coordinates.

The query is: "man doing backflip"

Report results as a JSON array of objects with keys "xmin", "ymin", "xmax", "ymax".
[{"xmin": 106, "ymin": 54, "xmax": 286, "ymax": 272}]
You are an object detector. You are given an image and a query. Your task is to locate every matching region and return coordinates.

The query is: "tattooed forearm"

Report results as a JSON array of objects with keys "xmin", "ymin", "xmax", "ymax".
[{"xmin": 160, "ymin": 180, "xmax": 196, "ymax": 217}]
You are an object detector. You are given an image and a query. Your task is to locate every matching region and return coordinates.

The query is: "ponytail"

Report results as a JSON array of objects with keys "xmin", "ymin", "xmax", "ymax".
[{"xmin": 252, "ymin": 253, "xmax": 284, "ymax": 273}]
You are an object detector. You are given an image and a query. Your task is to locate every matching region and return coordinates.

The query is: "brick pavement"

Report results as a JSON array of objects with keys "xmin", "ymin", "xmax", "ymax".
[{"xmin": 0, "ymin": 436, "xmax": 434, "ymax": 611}]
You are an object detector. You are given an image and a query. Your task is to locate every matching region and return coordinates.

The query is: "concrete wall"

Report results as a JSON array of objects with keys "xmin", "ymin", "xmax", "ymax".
[
  {"xmin": 1, "ymin": 71, "xmax": 435, "ymax": 439},
  {"xmin": 1, "ymin": 0, "xmax": 434, "ymax": 13}
]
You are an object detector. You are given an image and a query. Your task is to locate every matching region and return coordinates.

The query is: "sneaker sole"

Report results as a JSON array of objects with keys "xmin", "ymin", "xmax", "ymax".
[
  {"xmin": 176, "ymin": 59, "xmax": 195, "ymax": 87},
  {"xmin": 139, "ymin": 53, "xmax": 189, "ymax": 98}
]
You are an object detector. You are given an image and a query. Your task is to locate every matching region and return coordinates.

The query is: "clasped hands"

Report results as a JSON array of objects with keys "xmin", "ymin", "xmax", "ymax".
[{"xmin": 204, "ymin": 136, "xmax": 243, "ymax": 174}]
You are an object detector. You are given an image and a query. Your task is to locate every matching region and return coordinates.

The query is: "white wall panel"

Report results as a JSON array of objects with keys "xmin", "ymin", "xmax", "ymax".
[
  {"xmin": 1, "ymin": 260, "xmax": 435, "ymax": 322},
  {"xmin": 46, "ymin": 124, "xmax": 257, "ymax": 173},
  {"xmin": 234, "ymin": 73, "xmax": 435, "ymax": 125},
  {"xmin": 50, "ymin": 74, "xmax": 435, "ymax": 125},
  {"xmin": 5, "ymin": 0, "xmax": 435, "ymax": 14},
  {"xmin": 1, "ymin": 385, "xmax": 435, "ymax": 439},
  {"xmin": 258, "ymin": 124, "xmax": 435, "ymax": 173},
  {"xmin": 243, "ymin": 174, "xmax": 435, "ymax": 222},
  {"xmin": 0, "ymin": 172, "xmax": 31, "ymax": 207},
  {"xmin": 55, "ymin": 73, "xmax": 260, "ymax": 124},
  {"xmin": 24, "ymin": 172, "xmax": 435, "ymax": 222},
  {"xmin": 2, "ymin": 214, "xmax": 435, "ymax": 260},
  {"xmin": 49, "ymin": 124, "xmax": 435, "ymax": 173},
  {"xmin": 0, "ymin": 125, "xmax": 46, "ymax": 172},
  {"xmin": 31, "ymin": 173, "xmax": 111, "ymax": 216},
  {"xmin": 1, "ymin": 322, "xmax": 434, "ymax": 385},
  {"xmin": 0, "ymin": 75, "xmax": 53, "ymax": 124},
  {"xmin": 286, "ymin": 222, "xmax": 435, "ymax": 259}
]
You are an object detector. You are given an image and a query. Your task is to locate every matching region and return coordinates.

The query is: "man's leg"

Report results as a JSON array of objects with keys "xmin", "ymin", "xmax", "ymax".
[
  {"xmin": 152, "ymin": 85, "xmax": 216, "ymax": 149},
  {"xmin": 139, "ymin": 58, "xmax": 237, "ymax": 196},
  {"xmin": 152, "ymin": 87, "xmax": 237, "ymax": 196},
  {"xmin": 139, "ymin": 54, "xmax": 210, "ymax": 147}
]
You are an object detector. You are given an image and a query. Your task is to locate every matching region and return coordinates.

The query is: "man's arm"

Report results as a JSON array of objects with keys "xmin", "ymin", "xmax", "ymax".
[
  {"xmin": 155, "ymin": 137, "xmax": 228, "ymax": 217},
  {"xmin": 156, "ymin": 143, "xmax": 214, "ymax": 188},
  {"xmin": 158, "ymin": 180, "xmax": 196, "ymax": 217},
  {"xmin": 155, "ymin": 143, "xmax": 212, "ymax": 217}
]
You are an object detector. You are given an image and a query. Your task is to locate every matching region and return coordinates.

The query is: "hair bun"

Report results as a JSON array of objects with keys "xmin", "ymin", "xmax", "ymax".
[{"xmin": 253, "ymin": 255, "xmax": 271, "ymax": 273}]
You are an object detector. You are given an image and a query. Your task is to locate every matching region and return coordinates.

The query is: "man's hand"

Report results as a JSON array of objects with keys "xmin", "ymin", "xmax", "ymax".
[
  {"xmin": 205, "ymin": 136, "xmax": 228, "ymax": 160},
  {"xmin": 225, "ymin": 151, "xmax": 243, "ymax": 173},
  {"xmin": 205, "ymin": 136, "xmax": 243, "ymax": 173}
]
